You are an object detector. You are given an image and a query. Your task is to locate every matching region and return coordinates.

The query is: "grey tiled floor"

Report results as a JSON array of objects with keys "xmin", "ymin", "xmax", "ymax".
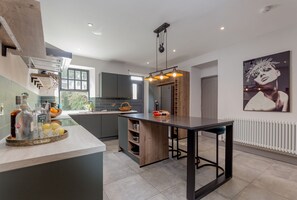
[{"xmin": 102, "ymin": 136, "xmax": 297, "ymax": 200}]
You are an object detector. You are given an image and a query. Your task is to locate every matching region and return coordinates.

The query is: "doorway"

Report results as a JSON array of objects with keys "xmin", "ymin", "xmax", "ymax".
[{"xmin": 201, "ymin": 76, "xmax": 218, "ymax": 137}]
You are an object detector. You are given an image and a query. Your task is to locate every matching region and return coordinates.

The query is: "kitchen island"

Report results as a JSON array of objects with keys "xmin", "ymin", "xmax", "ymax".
[
  {"xmin": 0, "ymin": 122, "xmax": 106, "ymax": 200},
  {"xmin": 120, "ymin": 113, "xmax": 233, "ymax": 200}
]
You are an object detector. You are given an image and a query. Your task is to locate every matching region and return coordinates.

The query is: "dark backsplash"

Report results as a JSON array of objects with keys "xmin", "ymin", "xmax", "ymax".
[
  {"xmin": 39, "ymin": 96, "xmax": 144, "ymax": 113},
  {"xmin": 92, "ymin": 97, "xmax": 143, "ymax": 113}
]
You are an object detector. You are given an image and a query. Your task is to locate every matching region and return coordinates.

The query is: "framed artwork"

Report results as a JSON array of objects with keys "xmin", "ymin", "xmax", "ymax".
[{"xmin": 243, "ymin": 51, "xmax": 290, "ymax": 112}]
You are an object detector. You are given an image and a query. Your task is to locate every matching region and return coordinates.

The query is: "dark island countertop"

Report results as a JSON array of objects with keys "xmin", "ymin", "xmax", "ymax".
[{"xmin": 120, "ymin": 113, "xmax": 233, "ymax": 130}]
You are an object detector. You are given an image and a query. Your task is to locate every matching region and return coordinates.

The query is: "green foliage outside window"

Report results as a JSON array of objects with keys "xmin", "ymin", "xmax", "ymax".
[{"xmin": 60, "ymin": 91, "xmax": 88, "ymax": 110}]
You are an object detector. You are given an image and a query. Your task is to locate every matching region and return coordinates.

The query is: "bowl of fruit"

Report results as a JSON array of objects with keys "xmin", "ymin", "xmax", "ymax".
[
  {"xmin": 50, "ymin": 106, "xmax": 62, "ymax": 118},
  {"xmin": 152, "ymin": 110, "xmax": 170, "ymax": 118}
]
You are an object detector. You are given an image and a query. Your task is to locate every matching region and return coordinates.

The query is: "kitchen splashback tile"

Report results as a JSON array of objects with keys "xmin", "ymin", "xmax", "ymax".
[
  {"xmin": 94, "ymin": 98, "xmax": 143, "ymax": 112},
  {"xmin": 0, "ymin": 75, "xmax": 39, "ymax": 140}
]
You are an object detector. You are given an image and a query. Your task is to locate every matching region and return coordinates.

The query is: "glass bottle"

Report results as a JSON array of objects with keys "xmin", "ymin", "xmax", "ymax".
[
  {"xmin": 15, "ymin": 93, "xmax": 33, "ymax": 139},
  {"xmin": 44, "ymin": 101, "xmax": 51, "ymax": 123},
  {"xmin": 10, "ymin": 96, "xmax": 21, "ymax": 138},
  {"xmin": 34, "ymin": 103, "xmax": 48, "ymax": 137}
]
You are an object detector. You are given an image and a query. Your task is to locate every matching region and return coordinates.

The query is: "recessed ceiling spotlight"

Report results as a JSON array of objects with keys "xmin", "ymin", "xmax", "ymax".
[
  {"xmin": 146, "ymin": 62, "xmax": 150, "ymax": 64},
  {"xmin": 173, "ymin": 49, "xmax": 176, "ymax": 52},
  {"xmin": 88, "ymin": 23, "xmax": 93, "ymax": 27},
  {"xmin": 259, "ymin": 5, "xmax": 276, "ymax": 14},
  {"xmin": 220, "ymin": 26, "xmax": 225, "ymax": 30},
  {"xmin": 77, "ymin": 48, "xmax": 81, "ymax": 51},
  {"xmin": 92, "ymin": 31, "xmax": 102, "ymax": 36}
]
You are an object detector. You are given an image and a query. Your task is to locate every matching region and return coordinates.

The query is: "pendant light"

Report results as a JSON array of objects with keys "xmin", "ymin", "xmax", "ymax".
[
  {"xmin": 154, "ymin": 30, "xmax": 169, "ymax": 80},
  {"xmin": 166, "ymin": 67, "xmax": 183, "ymax": 77},
  {"xmin": 145, "ymin": 23, "xmax": 182, "ymax": 81},
  {"xmin": 144, "ymin": 73, "xmax": 157, "ymax": 82},
  {"xmin": 154, "ymin": 71, "xmax": 169, "ymax": 80}
]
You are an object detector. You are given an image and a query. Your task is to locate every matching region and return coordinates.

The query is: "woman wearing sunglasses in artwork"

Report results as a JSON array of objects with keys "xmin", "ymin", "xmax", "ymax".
[{"xmin": 244, "ymin": 58, "xmax": 289, "ymax": 111}]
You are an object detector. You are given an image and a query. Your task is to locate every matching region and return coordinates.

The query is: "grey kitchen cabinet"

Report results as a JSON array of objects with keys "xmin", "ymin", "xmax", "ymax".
[
  {"xmin": 69, "ymin": 115, "xmax": 81, "ymax": 124},
  {"xmin": 101, "ymin": 73, "xmax": 118, "ymax": 98},
  {"xmin": 100, "ymin": 72, "xmax": 132, "ymax": 98},
  {"xmin": 118, "ymin": 116, "xmax": 128, "ymax": 151},
  {"xmin": 69, "ymin": 114, "xmax": 102, "ymax": 138},
  {"xmin": 117, "ymin": 74, "xmax": 132, "ymax": 98},
  {"xmin": 101, "ymin": 114, "xmax": 118, "ymax": 138}
]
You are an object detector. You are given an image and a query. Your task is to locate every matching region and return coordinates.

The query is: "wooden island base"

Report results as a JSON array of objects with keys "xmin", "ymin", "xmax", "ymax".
[{"xmin": 119, "ymin": 117, "xmax": 169, "ymax": 167}]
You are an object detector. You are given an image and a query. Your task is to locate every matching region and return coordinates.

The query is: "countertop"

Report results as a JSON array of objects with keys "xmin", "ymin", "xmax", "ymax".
[
  {"xmin": 68, "ymin": 110, "xmax": 138, "ymax": 115},
  {"xmin": 120, "ymin": 113, "xmax": 234, "ymax": 130},
  {"xmin": 0, "ymin": 125, "xmax": 106, "ymax": 173}
]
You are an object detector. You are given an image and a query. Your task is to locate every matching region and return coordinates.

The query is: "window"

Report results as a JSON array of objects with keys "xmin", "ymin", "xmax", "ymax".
[
  {"xmin": 132, "ymin": 83, "xmax": 137, "ymax": 100},
  {"xmin": 60, "ymin": 68, "xmax": 89, "ymax": 110},
  {"xmin": 131, "ymin": 76, "xmax": 143, "ymax": 81},
  {"xmin": 130, "ymin": 76, "xmax": 144, "ymax": 100}
]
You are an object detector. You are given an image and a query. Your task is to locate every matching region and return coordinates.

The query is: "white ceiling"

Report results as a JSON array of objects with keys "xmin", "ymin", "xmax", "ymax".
[{"xmin": 40, "ymin": 0, "xmax": 297, "ymax": 68}]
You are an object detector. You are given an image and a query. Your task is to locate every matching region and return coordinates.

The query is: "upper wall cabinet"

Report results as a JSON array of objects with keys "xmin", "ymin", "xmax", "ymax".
[
  {"xmin": 0, "ymin": 0, "xmax": 46, "ymax": 58},
  {"xmin": 101, "ymin": 73, "xmax": 118, "ymax": 98},
  {"xmin": 100, "ymin": 72, "xmax": 132, "ymax": 98},
  {"xmin": 117, "ymin": 74, "xmax": 132, "ymax": 98}
]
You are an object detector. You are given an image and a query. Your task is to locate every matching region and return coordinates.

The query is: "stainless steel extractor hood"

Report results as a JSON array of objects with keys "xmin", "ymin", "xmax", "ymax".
[{"xmin": 22, "ymin": 44, "xmax": 72, "ymax": 72}]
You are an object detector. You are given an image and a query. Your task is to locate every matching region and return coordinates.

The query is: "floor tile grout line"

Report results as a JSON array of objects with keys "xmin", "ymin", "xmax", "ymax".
[{"xmin": 103, "ymin": 139, "xmax": 297, "ymax": 200}]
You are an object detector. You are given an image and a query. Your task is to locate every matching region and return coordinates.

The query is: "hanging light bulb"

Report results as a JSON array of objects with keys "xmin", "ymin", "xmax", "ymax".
[
  {"xmin": 173, "ymin": 71, "xmax": 177, "ymax": 77},
  {"xmin": 154, "ymin": 71, "xmax": 169, "ymax": 80},
  {"xmin": 166, "ymin": 67, "xmax": 183, "ymax": 77},
  {"xmin": 144, "ymin": 74, "xmax": 157, "ymax": 82}
]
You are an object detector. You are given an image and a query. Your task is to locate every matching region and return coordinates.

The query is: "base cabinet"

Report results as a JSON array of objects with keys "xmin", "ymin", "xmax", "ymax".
[
  {"xmin": 75, "ymin": 115, "xmax": 102, "ymax": 138},
  {"xmin": 118, "ymin": 117, "xmax": 128, "ymax": 151},
  {"xmin": 70, "ymin": 114, "xmax": 118, "ymax": 139},
  {"xmin": 0, "ymin": 153, "xmax": 103, "ymax": 200},
  {"xmin": 101, "ymin": 115, "xmax": 118, "ymax": 138}
]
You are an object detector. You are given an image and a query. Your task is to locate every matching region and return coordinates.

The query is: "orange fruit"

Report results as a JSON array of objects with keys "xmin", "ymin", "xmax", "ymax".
[{"xmin": 50, "ymin": 107, "xmax": 58, "ymax": 113}]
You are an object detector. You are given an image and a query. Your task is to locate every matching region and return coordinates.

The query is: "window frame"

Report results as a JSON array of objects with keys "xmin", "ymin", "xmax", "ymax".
[
  {"xmin": 59, "ymin": 68, "xmax": 90, "ymax": 110},
  {"xmin": 60, "ymin": 68, "xmax": 89, "ymax": 92},
  {"xmin": 130, "ymin": 76, "xmax": 144, "ymax": 101}
]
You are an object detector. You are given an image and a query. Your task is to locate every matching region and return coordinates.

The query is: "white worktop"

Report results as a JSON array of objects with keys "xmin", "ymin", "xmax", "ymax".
[{"xmin": 0, "ymin": 125, "xmax": 106, "ymax": 173}]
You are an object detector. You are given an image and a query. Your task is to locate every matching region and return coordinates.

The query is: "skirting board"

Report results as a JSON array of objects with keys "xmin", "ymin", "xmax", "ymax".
[{"xmin": 233, "ymin": 142, "xmax": 297, "ymax": 165}]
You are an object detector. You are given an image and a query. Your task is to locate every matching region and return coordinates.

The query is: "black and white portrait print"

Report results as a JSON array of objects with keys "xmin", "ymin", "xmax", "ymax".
[{"xmin": 243, "ymin": 51, "xmax": 290, "ymax": 112}]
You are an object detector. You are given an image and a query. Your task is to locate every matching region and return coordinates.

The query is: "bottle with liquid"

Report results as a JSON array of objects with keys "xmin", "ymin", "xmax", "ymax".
[
  {"xmin": 15, "ymin": 93, "xmax": 33, "ymax": 139},
  {"xmin": 44, "ymin": 101, "xmax": 51, "ymax": 123},
  {"xmin": 10, "ymin": 96, "xmax": 21, "ymax": 138},
  {"xmin": 34, "ymin": 103, "xmax": 48, "ymax": 137}
]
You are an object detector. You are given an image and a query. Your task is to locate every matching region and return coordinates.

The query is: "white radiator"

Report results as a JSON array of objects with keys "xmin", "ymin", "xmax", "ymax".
[{"xmin": 228, "ymin": 118, "xmax": 297, "ymax": 155}]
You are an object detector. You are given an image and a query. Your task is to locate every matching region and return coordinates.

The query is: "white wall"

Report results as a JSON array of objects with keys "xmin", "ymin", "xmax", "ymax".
[
  {"xmin": 71, "ymin": 55, "xmax": 151, "ymax": 97},
  {"xmin": 0, "ymin": 45, "xmax": 39, "ymax": 95},
  {"xmin": 178, "ymin": 26, "xmax": 297, "ymax": 121},
  {"xmin": 200, "ymin": 61, "xmax": 218, "ymax": 78}
]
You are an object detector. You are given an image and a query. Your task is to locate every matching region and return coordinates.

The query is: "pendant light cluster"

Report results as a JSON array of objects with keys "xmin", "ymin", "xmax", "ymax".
[{"xmin": 145, "ymin": 23, "xmax": 183, "ymax": 82}]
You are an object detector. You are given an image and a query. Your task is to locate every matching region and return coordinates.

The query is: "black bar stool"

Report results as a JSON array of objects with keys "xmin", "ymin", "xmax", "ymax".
[
  {"xmin": 169, "ymin": 127, "xmax": 187, "ymax": 159},
  {"xmin": 196, "ymin": 127, "xmax": 225, "ymax": 178}
]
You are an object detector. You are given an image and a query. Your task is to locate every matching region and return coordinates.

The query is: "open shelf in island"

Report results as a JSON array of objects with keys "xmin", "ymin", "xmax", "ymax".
[
  {"xmin": 128, "ymin": 139, "xmax": 139, "ymax": 146},
  {"xmin": 127, "ymin": 118, "xmax": 168, "ymax": 166}
]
